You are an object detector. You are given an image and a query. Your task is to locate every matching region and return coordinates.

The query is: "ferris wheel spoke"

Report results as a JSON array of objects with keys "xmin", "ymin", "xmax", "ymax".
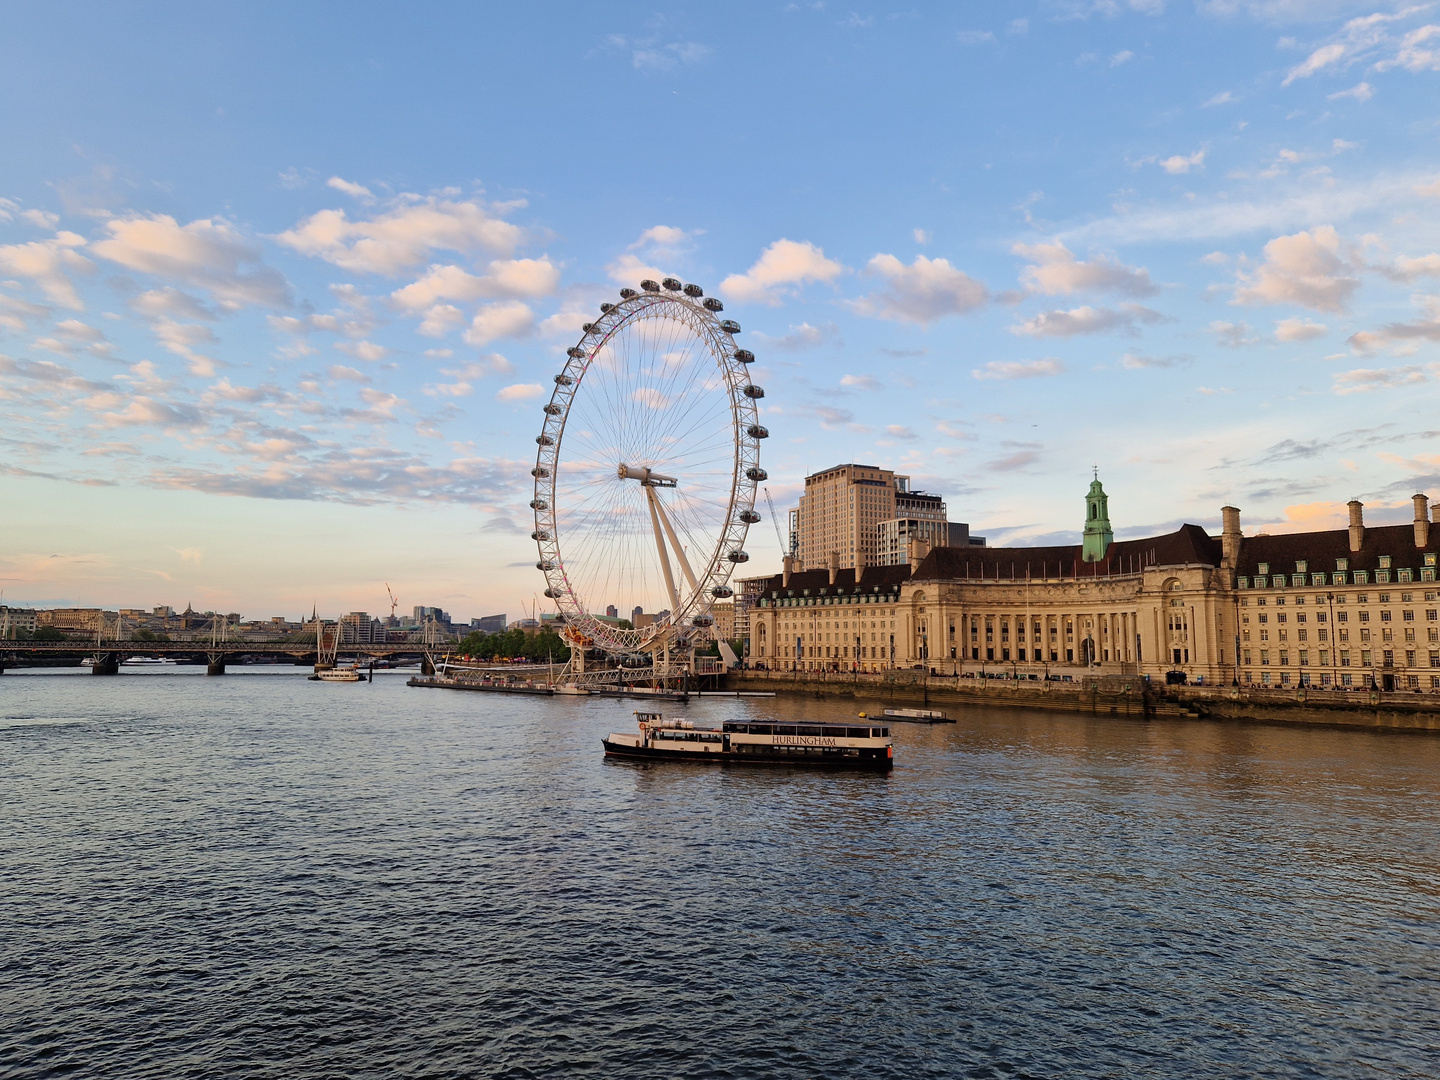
[{"xmin": 534, "ymin": 287, "xmax": 760, "ymax": 653}]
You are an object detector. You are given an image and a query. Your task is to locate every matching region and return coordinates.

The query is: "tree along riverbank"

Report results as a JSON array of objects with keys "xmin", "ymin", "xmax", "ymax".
[{"xmin": 723, "ymin": 669, "xmax": 1440, "ymax": 732}]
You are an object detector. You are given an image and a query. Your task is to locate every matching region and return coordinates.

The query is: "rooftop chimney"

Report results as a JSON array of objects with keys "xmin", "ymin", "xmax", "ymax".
[
  {"xmin": 1415, "ymin": 494, "xmax": 1430, "ymax": 548},
  {"xmin": 1348, "ymin": 499, "xmax": 1365, "ymax": 553},
  {"xmin": 782, "ymin": 554, "xmax": 793, "ymax": 589},
  {"xmin": 1221, "ymin": 505, "xmax": 1241, "ymax": 569},
  {"xmin": 827, "ymin": 551, "xmax": 839, "ymax": 586},
  {"xmin": 854, "ymin": 545, "xmax": 866, "ymax": 580},
  {"xmin": 908, "ymin": 537, "xmax": 931, "ymax": 574}
]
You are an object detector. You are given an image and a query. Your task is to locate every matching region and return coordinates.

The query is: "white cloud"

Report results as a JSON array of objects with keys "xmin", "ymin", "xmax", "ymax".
[
  {"xmin": 22, "ymin": 209, "xmax": 60, "ymax": 229},
  {"xmin": 1387, "ymin": 253, "xmax": 1440, "ymax": 281},
  {"xmin": 1013, "ymin": 241, "xmax": 1158, "ymax": 296},
  {"xmin": 631, "ymin": 41, "xmax": 709, "ymax": 71},
  {"xmin": 131, "ymin": 287, "xmax": 215, "ymax": 322},
  {"xmin": 152, "ymin": 318, "xmax": 220, "ymax": 375},
  {"xmin": 720, "ymin": 239, "xmax": 844, "ymax": 305},
  {"xmin": 1210, "ymin": 320, "xmax": 1260, "ymax": 347},
  {"xmin": 417, "ymin": 304, "xmax": 465, "ymax": 337},
  {"xmin": 1158, "ymin": 149, "xmax": 1207, "ymax": 174},
  {"xmin": 1333, "ymin": 364, "xmax": 1435, "ymax": 394},
  {"xmin": 1376, "ymin": 23, "xmax": 1440, "ymax": 72},
  {"xmin": 884, "ymin": 425, "xmax": 918, "ymax": 439},
  {"xmin": 1202, "ymin": 90, "xmax": 1237, "ymax": 106},
  {"xmin": 972, "ymin": 358, "xmax": 1065, "ymax": 380},
  {"xmin": 1420, "ymin": 177, "xmax": 1440, "ymax": 200},
  {"xmin": 0, "ymin": 292, "xmax": 49, "ymax": 332},
  {"xmin": 1110, "ymin": 49, "xmax": 1134, "ymax": 66},
  {"xmin": 463, "ymin": 300, "xmax": 534, "ymax": 346},
  {"xmin": 1120, "ymin": 352, "xmax": 1190, "ymax": 369},
  {"xmin": 0, "ymin": 232, "xmax": 92, "ymax": 309},
  {"xmin": 607, "ymin": 252, "xmax": 666, "ymax": 287},
  {"xmin": 840, "ymin": 374, "xmax": 882, "ymax": 391},
  {"xmin": 1275, "ymin": 317, "xmax": 1329, "ymax": 341},
  {"xmin": 1011, "ymin": 303, "xmax": 1164, "ymax": 337},
  {"xmin": 335, "ymin": 340, "xmax": 388, "ymax": 363},
  {"xmin": 1348, "ymin": 296, "xmax": 1440, "ymax": 353},
  {"xmin": 1232, "ymin": 225, "xmax": 1359, "ymax": 312},
  {"xmin": 957, "ymin": 30, "xmax": 995, "ymax": 44},
  {"xmin": 1283, "ymin": 41, "xmax": 1346, "ymax": 84},
  {"xmin": 93, "ymin": 215, "xmax": 289, "ymax": 309},
  {"xmin": 326, "ymin": 176, "xmax": 375, "ymax": 201},
  {"xmin": 751, "ymin": 321, "xmax": 838, "ymax": 351},
  {"xmin": 913, "ymin": 228, "xmax": 931, "ymax": 245},
  {"xmin": 496, "ymin": 382, "xmax": 544, "ymax": 402},
  {"xmin": 277, "ymin": 196, "xmax": 525, "ymax": 275},
  {"xmin": 1328, "ymin": 80, "xmax": 1374, "ymax": 100},
  {"xmin": 850, "ymin": 254, "xmax": 988, "ymax": 324},
  {"xmin": 389, "ymin": 258, "xmax": 560, "ymax": 312}
]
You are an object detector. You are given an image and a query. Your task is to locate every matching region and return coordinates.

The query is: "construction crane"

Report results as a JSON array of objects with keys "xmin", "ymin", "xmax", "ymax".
[
  {"xmin": 763, "ymin": 488, "xmax": 788, "ymax": 557},
  {"xmin": 385, "ymin": 583, "xmax": 398, "ymax": 623}
]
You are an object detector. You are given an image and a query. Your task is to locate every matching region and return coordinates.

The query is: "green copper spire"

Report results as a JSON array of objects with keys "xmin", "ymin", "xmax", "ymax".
[{"xmin": 1082, "ymin": 468, "xmax": 1113, "ymax": 563}]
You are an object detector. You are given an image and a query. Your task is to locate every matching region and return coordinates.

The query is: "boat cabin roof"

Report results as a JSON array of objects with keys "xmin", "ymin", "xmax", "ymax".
[{"xmin": 721, "ymin": 721, "xmax": 887, "ymax": 736}]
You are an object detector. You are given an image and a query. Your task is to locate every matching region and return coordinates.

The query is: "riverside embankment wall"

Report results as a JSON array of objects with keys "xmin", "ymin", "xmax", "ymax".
[{"xmin": 724, "ymin": 671, "xmax": 1440, "ymax": 732}]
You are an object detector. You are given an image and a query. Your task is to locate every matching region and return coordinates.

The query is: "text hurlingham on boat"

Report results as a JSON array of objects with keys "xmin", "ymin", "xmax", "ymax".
[{"xmin": 603, "ymin": 712, "xmax": 894, "ymax": 771}]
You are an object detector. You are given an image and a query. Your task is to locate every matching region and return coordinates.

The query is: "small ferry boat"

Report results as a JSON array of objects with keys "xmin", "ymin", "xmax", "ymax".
[
  {"xmin": 603, "ymin": 712, "xmax": 893, "ymax": 771},
  {"xmin": 311, "ymin": 666, "xmax": 364, "ymax": 683},
  {"xmin": 122, "ymin": 656, "xmax": 177, "ymax": 667},
  {"xmin": 881, "ymin": 707, "xmax": 951, "ymax": 723}
]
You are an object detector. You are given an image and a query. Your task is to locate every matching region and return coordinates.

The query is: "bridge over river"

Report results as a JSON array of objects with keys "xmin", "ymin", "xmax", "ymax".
[{"xmin": 1, "ymin": 640, "xmax": 458, "ymax": 676}]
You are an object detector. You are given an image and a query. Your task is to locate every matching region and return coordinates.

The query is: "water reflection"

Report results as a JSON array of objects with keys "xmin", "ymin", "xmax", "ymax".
[{"xmin": 1, "ymin": 669, "xmax": 1437, "ymax": 1078}]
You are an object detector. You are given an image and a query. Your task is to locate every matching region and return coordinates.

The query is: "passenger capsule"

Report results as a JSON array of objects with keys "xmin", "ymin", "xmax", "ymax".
[
  {"xmin": 720, "ymin": 320, "xmax": 741, "ymax": 333},
  {"xmin": 619, "ymin": 287, "xmax": 637, "ymax": 299},
  {"xmin": 710, "ymin": 585, "xmax": 734, "ymax": 598},
  {"xmin": 530, "ymin": 499, "xmax": 548, "ymax": 510},
  {"xmin": 543, "ymin": 588, "xmax": 559, "ymax": 599},
  {"xmin": 746, "ymin": 467, "xmax": 768, "ymax": 481},
  {"xmin": 566, "ymin": 346, "xmax": 586, "ymax": 359},
  {"xmin": 531, "ymin": 467, "xmax": 550, "ymax": 478},
  {"xmin": 703, "ymin": 297, "xmax": 723, "ymax": 312},
  {"xmin": 531, "ymin": 530, "xmax": 550, "ymax": 541},
  {"xmin": 727, "ymin": 550, "xmax": 750, "ymax": 563},
  {"xmin": 600, "ymin": 302, "xmax": 615, "ymax": 313},
  {"xmin": 733, "ymin": 349, "xmax": 755, "ymax": 363},
  {"xmin": 582, "ymin": 322, "xmax": 596, "ymax": 333},
  {"xmin": 747, "ymin": 424, "xmax": 769, "ymax": 439},
  {"xmin": 739, "ymin": 509, "xmax": 761, "ymax": 523},
  {"xmin": 640, "ymin": 279, "xmax": 660, "ymax": 292},
  {"xmin": 536, "ymin": 561, "xmax": 555, "ymax": 571},
  {"xmin": 743, "ymin": 384, "xmax": 765, "ymax": 399},
  {"xmin": 662, "ymin": 277, "xmax": 683, "ymax": 291},
  {"xmin": 554, "ymin": 374, "xmax": 573, "ymax": 385},
  {"xmin": 536, "ymin": 434, "xmax": 554, "ymax": 446},
  {"xmin": 691, "ymin": 614, "xmax": 714, "ymax": 628},
  {"xmin": 683, "ymin": 283, "xmax": 703, "ymax": 298},
  {"xmin": 544, "ymin": 403, "xmax": 562, "ymax": 415}
]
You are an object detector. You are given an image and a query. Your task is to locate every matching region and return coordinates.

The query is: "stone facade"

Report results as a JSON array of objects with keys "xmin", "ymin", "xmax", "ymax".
[{"xmin": 749, "ymin": 483, "xmax": 1440, "ymax": 691}]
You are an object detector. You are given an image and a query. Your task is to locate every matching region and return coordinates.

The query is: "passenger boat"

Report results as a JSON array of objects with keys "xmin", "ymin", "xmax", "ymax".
[
  {"xmin": 311, "ymin": 666, "xmax": 364, "ymax": 683},
  {"xmin": 603, "ymin": 712, "xmax": 893, "ymax": 771},
  {"xmin": 122, "ymin": 656, "xmax": 177, "ymax": 666},
  {"xmin": 881, "ymin": 707, "xmax": 952, "ymax": 723}
]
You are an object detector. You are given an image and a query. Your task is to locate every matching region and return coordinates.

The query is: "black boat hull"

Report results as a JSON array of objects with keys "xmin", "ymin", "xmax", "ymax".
[{"xmin": 602, "ymin": 739, "xmax": 893, "ymax": 771}]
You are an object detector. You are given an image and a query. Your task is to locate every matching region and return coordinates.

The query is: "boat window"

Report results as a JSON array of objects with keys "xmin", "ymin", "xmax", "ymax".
[
  {"xmin": 748, "ymin": 724, "xmax": 773, "ymax": 735},
  {"xmin": 848, "ymin": 727, "xmax": 871, "ymax": 737},
  {"xmin": 881, "ymin": 728, "xmax": 889, "ymax": 737},
  {"xmin": 795, "ymin": 726, "xmax": 823, "ymax": 737},
  {"xmin": 822, "ymin": 727, "xmax": 849, "ymax": 737},
  {"xmin": 723, "ymin": 723, "xmax": 744, "ymax": 733}
]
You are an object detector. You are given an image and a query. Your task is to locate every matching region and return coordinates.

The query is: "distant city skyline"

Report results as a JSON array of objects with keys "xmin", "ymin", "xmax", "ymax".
[{"xmin": 3, "ymin": 2, "xmax": 1439, "ymax": 616}]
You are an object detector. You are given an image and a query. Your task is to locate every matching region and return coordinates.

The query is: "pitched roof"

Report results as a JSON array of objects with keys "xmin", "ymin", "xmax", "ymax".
[
  {"xmin": 1237, "ymin": 523, "xmax": 1437, "ymax": 577},
  {"xmin": 916, "ymin": 523, "xmax": 1221, "ymax": 581}
]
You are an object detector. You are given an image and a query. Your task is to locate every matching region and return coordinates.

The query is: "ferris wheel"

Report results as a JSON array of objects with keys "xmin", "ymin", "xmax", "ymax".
[{"xmin": 531, "ymin": 278, "xmax": 767, "ymax": 655}]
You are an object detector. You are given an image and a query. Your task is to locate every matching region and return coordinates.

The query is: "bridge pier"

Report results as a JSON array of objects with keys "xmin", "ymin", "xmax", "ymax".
[
  {"xmin": 91, "ymin": 653, "xmax": 119, "ymax": 676},
  {"xmin": 207, "ymin": 660, "xmax": 227, "ymax": 676},
  {"xmin": 421, "ymin": 653, "xmax": 437, "ymax": 676}
]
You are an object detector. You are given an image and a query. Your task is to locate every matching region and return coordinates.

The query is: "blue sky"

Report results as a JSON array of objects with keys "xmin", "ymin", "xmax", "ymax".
[{"xmin": 3, "ymin": 0, "xmax": 1439, "ymax": 620}]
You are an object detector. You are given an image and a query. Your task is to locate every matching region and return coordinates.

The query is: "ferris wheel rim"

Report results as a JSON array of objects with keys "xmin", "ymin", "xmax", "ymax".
[{"xmin": 530, "ymin": 283, "xmax": 765, "ymax": 654}]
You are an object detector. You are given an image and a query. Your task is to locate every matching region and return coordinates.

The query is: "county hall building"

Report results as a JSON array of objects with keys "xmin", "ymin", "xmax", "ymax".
[{"xmin": 749, "ymin": 475, "xmax": 1440, "ymax": 691}]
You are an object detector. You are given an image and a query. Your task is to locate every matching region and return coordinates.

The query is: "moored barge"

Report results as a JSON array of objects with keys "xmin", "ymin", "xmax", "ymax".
[{"xmin": 603, "ymin": 712, "xmax": 893, "ymax": 771}]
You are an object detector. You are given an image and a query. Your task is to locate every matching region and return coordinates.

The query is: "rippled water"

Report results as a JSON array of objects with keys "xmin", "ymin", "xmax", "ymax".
[{"xmin": 2, "ymin": 667, "xmax": 1439, "ymax": 1078}]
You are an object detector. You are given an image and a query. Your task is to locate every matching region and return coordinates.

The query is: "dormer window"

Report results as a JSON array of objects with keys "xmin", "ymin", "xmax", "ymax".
[
  {"xmin": 1296, "ymin": 560, "xmax": 1307, "ymax": 573},
  {"xmin": 1379, "ymin": 555, "xmax": 1392, "ymax": 569},
  {"xmin": 1337, "ymin": 558, "xmax": 1349, "ymax": 571},
  {"xmin": 1258, "ymin": 562, "xmax": 1269, "ymax": 575},
  {"xmin": 1427, "ymin": 553, "xmax": 1438, "ymax": 567}
]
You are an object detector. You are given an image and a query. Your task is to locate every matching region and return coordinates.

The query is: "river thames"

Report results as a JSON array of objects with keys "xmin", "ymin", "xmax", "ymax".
[{"xmin": 2, "ymin": 667, "xmax": 1437, "ymax": 1078}]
